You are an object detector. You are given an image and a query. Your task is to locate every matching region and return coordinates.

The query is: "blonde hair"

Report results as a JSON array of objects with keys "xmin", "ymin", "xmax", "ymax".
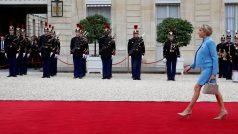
[{"xmin": 200, "ymin": 24, "xmax": 213, "ymax": 36}]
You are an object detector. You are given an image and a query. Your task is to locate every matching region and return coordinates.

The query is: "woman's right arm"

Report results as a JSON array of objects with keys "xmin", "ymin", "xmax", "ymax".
[
  {"xmin": 190, "ymin": 63, "xmax": 195, "ymax": 69},
  {"xmin": 184, "ymin": 65, "xmax": 191, "ymax": 73}
]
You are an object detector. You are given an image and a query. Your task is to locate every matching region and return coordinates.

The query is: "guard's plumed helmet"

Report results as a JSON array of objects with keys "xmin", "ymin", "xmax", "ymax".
[
  {"xmin": 44, "ymin": 22, "xmax": 49, "ymax": 32},
  {"xmin": 167, "ymin": 26, "xmax": 175, "ymax": 39},
  {"xmin": 75, "ymin": 24, "xmax": 83, "ymax": 33},
  {"xmin": 49, "ymin": 24, "xmax": 54, "ymax": 33},
  {"xmin": 133, "ymin": 25, "xmax": 139, "ymax": 34},
  {"xmin": 16, "ymin": 24, "xmax": 21, "ymax": 33},
  {"xmin": 50, "ymin": 26, "xmax": 56, "ymax": 35},
  {"xmin": 21, "ymin": 25, "xmax": 26, "ymax": 33},
  {"xmin": 226, "ymin": 30, "xmax": 231, "ymax": 39},
  {"xmin": 168, "ymin": 31, "xmax": 173, "ymax": 37},
  {"xmin": 9, "ymin": 25, "xmax": 14, "ymax": 31},
  {"xmin": 221, "ymin": 35, "xmax": 225, "ymax": 41},
  {"xmin": 9, "ymin": 22, "xmax": 14, "ymax": 32},
  {"xmin": 235, "ymin": 32, "xmax": 238, "ymax": 39},
  {"xmin": 104, "ymin": 23, "xmax": 111, "ymax": 35}
]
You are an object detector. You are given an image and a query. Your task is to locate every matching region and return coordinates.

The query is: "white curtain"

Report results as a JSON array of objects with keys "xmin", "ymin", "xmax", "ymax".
[
  {"xmin": 87, "ymin": 6, "xmax": 111, "ymax": 21},
  {"xmin": 156, "ymin": 4, "xmax": 180, "ymax": 25}
]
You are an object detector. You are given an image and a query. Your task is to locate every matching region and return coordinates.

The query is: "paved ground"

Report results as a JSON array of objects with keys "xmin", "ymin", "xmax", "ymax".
[{"xmin": 0, "ymin": 69, "xmax": 237, "ymax": 102}]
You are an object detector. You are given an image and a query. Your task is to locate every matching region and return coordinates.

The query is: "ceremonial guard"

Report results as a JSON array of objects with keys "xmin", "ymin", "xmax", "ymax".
[
  {"xmin": 231, "ymin": 32, "xmax": 238, "ymax": 82},
  {"xmin": 5, "ymin": 24, "xmax": 18, "ymax": 77},
  {"xmin": 17, "ymin": 25, "xmax": 31, "ymax": 75},
  {"xmin": 222, "ymin": 31, "xmax": 234, "ymax": 80},
  {"xmin": 49, "ymin": 26, "xmax": 60, "ymax": 76},
  {"xmin": 39, "ymin": 22, "xmax": 52, "ymax": 78},
  {"xmin": 70, "ymin": 24, "xmax": 89, "ymax": 79},
  {"xmin": 15, "ymin": 25, "xmax": 21, "ymax": 75},
  {"xmin": 217, "ymin": 35, "xmax": 225, "ymax": 78},
  {"xmin": 0, "ymin": 34, "xmax": 7, "ymax": 67},
  {"xmin": 128, "ymin": 25, "xmax": 145, "ymax": 80},
  {"xmin": 99, "ymin": 23, "xmax": 116, "ymax": 79},
  {"xmin": 30, "ymin": 35, "xmax": 41, "ymax": 69},
  {"xmin": 163, "ymin": 30, "xmax": 180, "ymax": 81}
]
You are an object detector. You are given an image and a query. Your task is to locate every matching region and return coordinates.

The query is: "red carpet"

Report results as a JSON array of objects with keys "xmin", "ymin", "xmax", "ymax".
[{"xmin": 0, "ymin": 101, "xmax": 237, "ymax": 134}]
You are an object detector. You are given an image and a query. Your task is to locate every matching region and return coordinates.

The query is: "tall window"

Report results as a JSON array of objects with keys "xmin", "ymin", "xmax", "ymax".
[
  {"xmin": 87, "ymin": 5, "xmax": 111, "ymax": 21},
  {"xmin": 225, "ymin": 3, "xmax": 238, "ymax": 40},
  {"xmin": 156, "ymin": 4, "xmax": 180, "ymax": 24}
]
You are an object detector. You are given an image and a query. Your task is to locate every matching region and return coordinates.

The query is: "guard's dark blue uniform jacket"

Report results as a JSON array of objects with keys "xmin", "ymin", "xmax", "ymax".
[
  {"xmin": 99, "ymin": 35, "xmax": 116, "ymax": 79},
  {"xmin": 163, "ymin": 40, "xmax": 180, "ymax": 81},
  {"xmin": 222, "ymin": 42, "xmax": 234, "ymax": 80},
  {"xmin": 128, "ymin": 37, "xmax": 145, "ymax": 80},
  {"xmin": 70, "ymin": 36, "xmax": 88, "ymax": 78},
  {"xmin": 39, "ymin": 34, "xmax": 52, "ymax": 78},
  {"xmin": 5, "ymin": 34, "xmax": 18, "ymax": 77}
]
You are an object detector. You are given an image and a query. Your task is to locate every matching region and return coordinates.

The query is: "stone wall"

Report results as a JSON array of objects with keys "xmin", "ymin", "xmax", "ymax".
[{"xmin": 180, "ymin": 0, "xmax": 225, "ymax": 65}]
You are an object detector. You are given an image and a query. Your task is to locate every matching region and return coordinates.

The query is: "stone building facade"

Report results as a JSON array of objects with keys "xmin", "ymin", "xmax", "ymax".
[{"xmin": 1, "ymin": 0, "xmax": 238, "ymax": 72}]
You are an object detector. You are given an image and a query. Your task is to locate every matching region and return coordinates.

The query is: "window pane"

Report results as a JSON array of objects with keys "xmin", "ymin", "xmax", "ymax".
[
  {"xmin": 226, "ymin": 5, "xmax": 234, "ymax": 18},
  {"xmin": 99, "ymin": 7, "xmax": 111, "ymax": 20},
  {"xmin": 236, "ymin": 6, "xmax": 238, "ymax": 31},
  {"xmin": 225, "ymin": 4, "xmax": 238, "ymax": 40},
  {"xmin": 169, "ymin": 5, "xmax": 179, "ymax": 18},
  {"xmin": 87, "ymin": 6, "xmax": 111, "ymax": 21},
  {"xmin": 156, "ymin": 4, "xmax": 180, "ymax": 25},
  {"xmin": 157, "ymin": 5, "xmax": 167, "ymax": 18},
  {"xmin": 87, "ymin": 7, "xmax": 97, "ymax": 16}
]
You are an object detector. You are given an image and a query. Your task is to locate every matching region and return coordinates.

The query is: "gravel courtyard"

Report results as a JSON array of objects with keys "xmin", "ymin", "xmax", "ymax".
[{"xmin": 0, "ymin": 70, "xmax": 237, "ymax": 102}]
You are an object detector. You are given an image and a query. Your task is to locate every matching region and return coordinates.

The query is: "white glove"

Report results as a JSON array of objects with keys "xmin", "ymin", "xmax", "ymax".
[
  {"xmin": 23, "ymin": 53, "xmax": 26, "ymax": 57},
  {"xmin": 16, "ymin": 53, "xmax": 19, "ymax": 58},
  {"xmin": 163, "ymin": 58, "xmax": 167, "ymax": 63},
  {"xmin": 83, "ymin": 54, "xmax": 86, "ymax": 59},
  {"xmin": 177, "ymin": 57, "xmax": 180, "ymax": 61},
  {"xmin": 50, "ymin": 52, "xmax": 53, "ymax": 57},
  {"xmin": 27, "ymin": 54, "xmax": 30, "ymax": 58},
  {"xmin": 39, "ymin": 53, "xmax": 41, "ymax": 56},
  {"xmin": 142, "ymin": 55, "xmax": 144, "ymax": 59},
  {"xmin": 55, "ymin": 54, "xmax": 59, "ymax": 58},
  {"xmin": 5, "ymin": 53, "xmax": 7, "ymax": 58},
  {"xmin": 111, "ymin": 55, "xmax": 114, "ymax": 59}
]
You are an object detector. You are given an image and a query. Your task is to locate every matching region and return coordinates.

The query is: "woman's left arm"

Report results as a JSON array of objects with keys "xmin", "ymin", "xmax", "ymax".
[{"xmin": 208, "ymin": 40, "xmax": 218, "ymax": 76}]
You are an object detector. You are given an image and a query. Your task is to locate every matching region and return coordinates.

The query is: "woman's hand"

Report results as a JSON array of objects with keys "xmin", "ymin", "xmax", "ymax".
[
  {"xmin": 210, "ymin": 75, "xmax": 216, "ymax": 80},
  {"xmin": 184, "ymin": 65, "xmax": 191, "ymax": 73}
]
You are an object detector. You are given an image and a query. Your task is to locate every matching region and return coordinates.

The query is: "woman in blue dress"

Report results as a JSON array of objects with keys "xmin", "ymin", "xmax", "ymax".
[{"xmin": 178, "ymin": 24, "xmax": 228, "ymax": 120}]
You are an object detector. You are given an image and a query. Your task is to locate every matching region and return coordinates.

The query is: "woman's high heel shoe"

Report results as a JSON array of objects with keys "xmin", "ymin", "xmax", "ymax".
[
  {"xmin": 177, "ymin": 111, "xmax": 192, "ymax": 118},
  {"xmin": 213, "ymin": 110, "xmax": 228, "ymax": 120}
]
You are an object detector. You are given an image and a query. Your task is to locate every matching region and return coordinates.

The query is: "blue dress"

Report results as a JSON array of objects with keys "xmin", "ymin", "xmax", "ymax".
[{"xmin": 190, "ymin": 36, "xmax": 218, "ymax": 86}]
